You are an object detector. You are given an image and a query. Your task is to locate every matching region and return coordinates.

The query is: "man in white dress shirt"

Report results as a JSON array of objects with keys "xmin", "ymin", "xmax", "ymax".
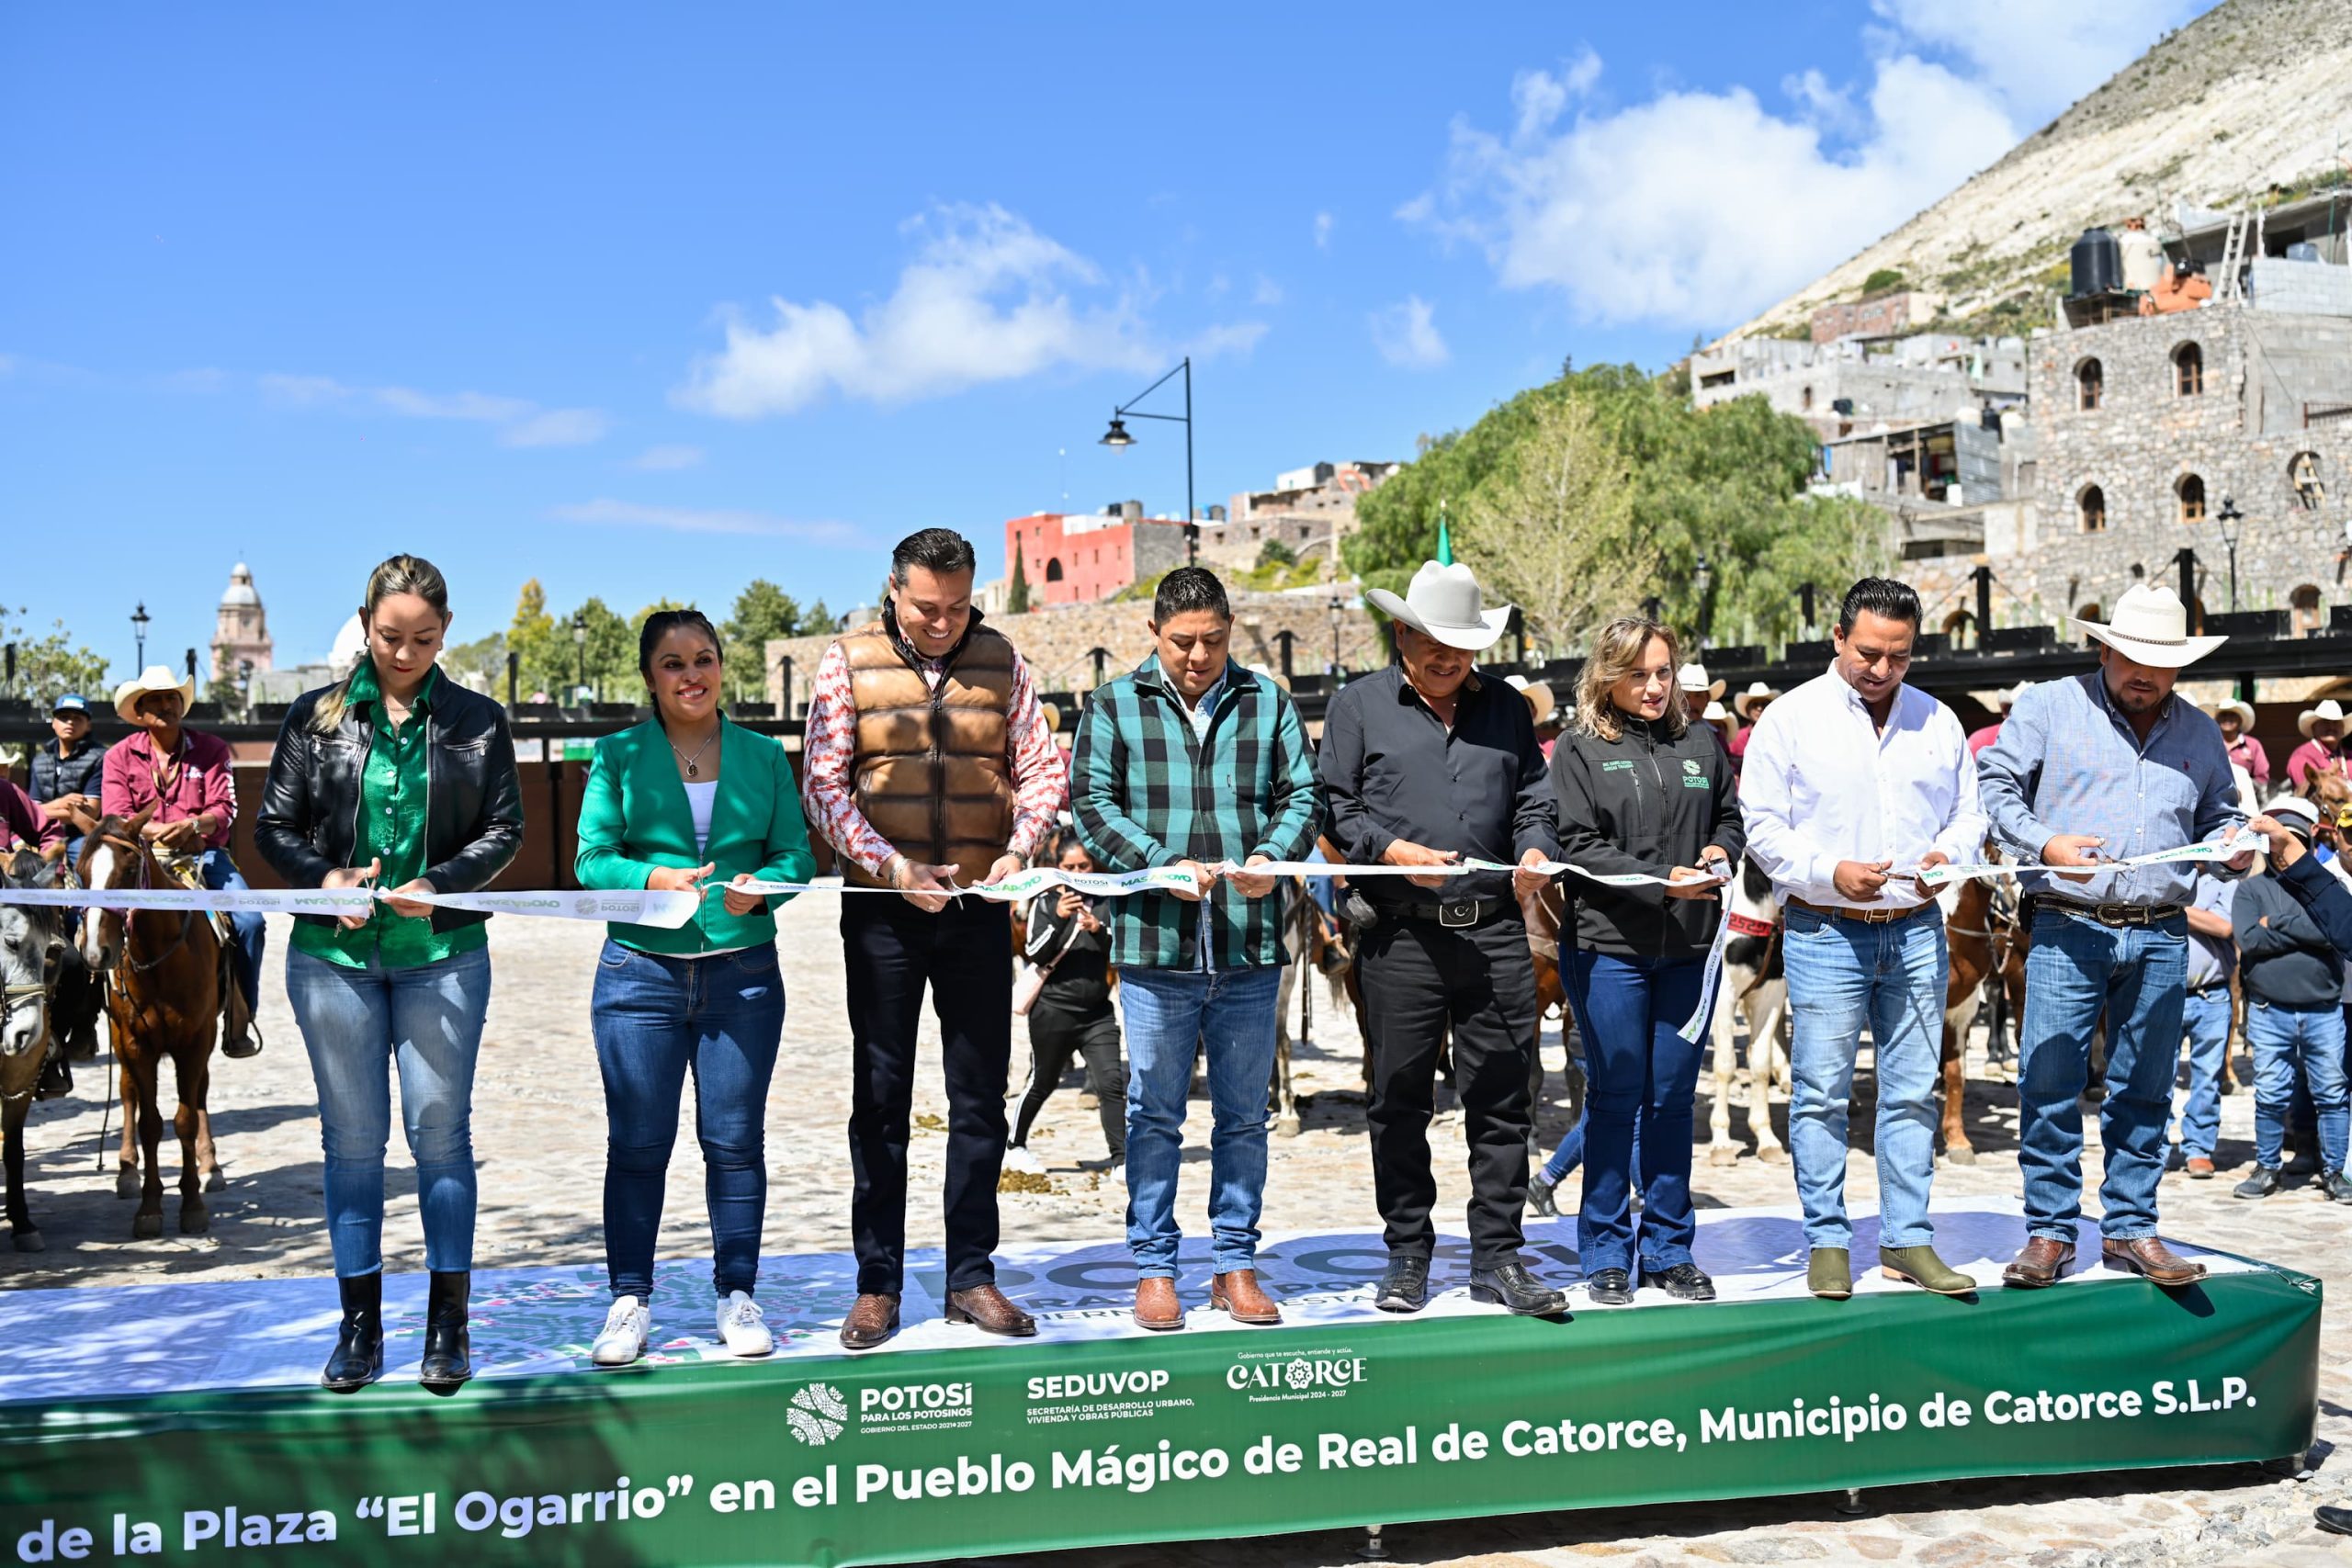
[{"xmin": 1740, "ymin": 578, "xmax": 1986, "ymax": 1301}]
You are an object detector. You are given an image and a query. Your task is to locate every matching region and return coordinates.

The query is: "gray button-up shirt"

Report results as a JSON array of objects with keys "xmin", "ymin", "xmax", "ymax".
[{"xmin": 1977, "ymin": 671, "xmax": 2245, "ymax": 906}]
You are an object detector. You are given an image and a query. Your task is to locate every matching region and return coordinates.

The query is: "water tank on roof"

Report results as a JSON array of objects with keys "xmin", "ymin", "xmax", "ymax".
[
  {"xmin": 2070, "ymin": 228, "xmax": 2121, "ymax": 298},
  {"xmin": 2118, "ymin": 227, "xmax": 2164, "ymax": 291}
]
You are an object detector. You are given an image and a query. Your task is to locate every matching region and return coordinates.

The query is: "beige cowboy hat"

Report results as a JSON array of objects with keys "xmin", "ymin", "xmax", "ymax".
[
  {"xmin": 1677, "ymin": 662, "xmax": 1725, "ymax": 700},
  {"xmin": 2073, "ymin": 583, "xmax": 2223, "ymax": 669},
  {"xmin": 2299, "ymin": 699, "xmax": 2346, "ymax": 737},
  {"xmin": 1702, "ymin": 699, "xmax": 1730, "ymax": 724},
  {"xmin": 1996, "ymin": 682, "xmax": 2030, "ymax": 710},
  {"xmin": 1366, "ymin": 560, "xmax": 1512, "ymax": 652},
  {"xmin": 112, "ymin": 664, "xmax": 196, "ymax": 725},
  {"xmin": 1505, "ymin": 674, "xmax": 1556, "ymax": 728},
  {"xmin": 1040, "ymin": 702, "xmax": 1063, "ymax": 734},
  {"xmin": 2206, "ymin": 696, "xmax": 2256, "ymax": 729},
  {"xmin": 1732, "ymin": 680, "xmax": 1781, "ymax": 719}
]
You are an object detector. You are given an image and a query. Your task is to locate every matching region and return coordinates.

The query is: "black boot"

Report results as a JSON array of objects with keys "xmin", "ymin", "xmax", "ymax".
[
  {"xmin": 321, "ymin": 1274, "xmax": 384, "ymax": 1393},
  {"xmin": 417, "ymin": 1271, "xmax": 472, "ymax": 1393}
]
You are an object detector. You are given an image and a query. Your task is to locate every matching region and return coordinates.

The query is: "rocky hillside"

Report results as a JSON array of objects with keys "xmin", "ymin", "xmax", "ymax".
[{"xmin": 1724, "ymin": 0, "xmax": 2352, "ymax": 343}]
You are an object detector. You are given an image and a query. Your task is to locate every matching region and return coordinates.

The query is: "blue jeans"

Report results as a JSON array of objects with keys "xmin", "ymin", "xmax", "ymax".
[
  {"xmin": 1118, "ymin": 964, "xmax": 1282, "ymax": 1278},
  {"xmin": 1565, "ymin": 950, "xmax": 1705, "ymax": 1272},
  {"xmin": 2245, "ymin": 999, "xmax": 2349, "ymax": 1172},
  {"xmin": 2177, "ymin": 986, "xmax": 2232, "ymax": 1162},
  {"xmin": 1541, "ymin": 1105, "xmax": 1641, "ymax": 1189},
  {"xmin": 591, "ymin": 940, "xmax": 786, "ymax": 1301},
  {"xmin": 2018, "ymin": 909, "xmax": 2187, "ymax": 1241},
  {"xmin": 198, "ymin": 849, "xmax": 265, "ymax": 1011},
  {"xmin": 287, "ymin": 943, "xmax": 492, "ymax": 1277},
  {"xmin": 1782, "ymin": 905, "xmax": 1946, "ymax": 1251}
]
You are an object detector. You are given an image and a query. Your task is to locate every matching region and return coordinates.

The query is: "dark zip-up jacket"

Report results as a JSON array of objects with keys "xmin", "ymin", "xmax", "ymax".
[
  {"xmin": 255, "ymin": 678, "xmax": 525, "ymax": 934},
  {"xmin": 2233, "ymin": 868, "xmax": 2342, "ymax": 1010},
  {"xmin": 1549, "ymin": 711, "xmax": 1745, "ymax": 959}
]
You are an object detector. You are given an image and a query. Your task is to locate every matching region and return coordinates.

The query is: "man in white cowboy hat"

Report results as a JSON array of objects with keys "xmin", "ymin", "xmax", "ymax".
[
  {"xmin": 1966, "ymin": 683, "xmax": 2028, "ymax": 759},
  {"xmin": 99, "ymin": 664, "xmax": 266, "ymax": 1057},
  {"xmin": 2288, "ymin": 698, "xmax": 2346, "ymax": 793},
  {"xmin": 1320, "ymin": 559, "xmax": 1566, "ymax": 1317},
  {"xmin": 1979, "ymin": 582, "xmax": 2254, "ymax": 1290},
  {"xmin": 1726, "ymin": 680, "xmax": 1779, "ymax": 781},
  {"xmin": 2205, "ymin": 695, "xmax": 2270, "ymax": 792}
]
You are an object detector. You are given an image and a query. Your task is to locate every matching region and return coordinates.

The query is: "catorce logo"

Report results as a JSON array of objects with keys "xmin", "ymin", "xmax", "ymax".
[{"xmin": 788, "ymin": 1382, "xmax": 848, "ymax": 1446}]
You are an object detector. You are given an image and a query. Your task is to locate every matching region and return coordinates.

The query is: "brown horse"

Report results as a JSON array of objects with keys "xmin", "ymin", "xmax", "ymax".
[
  {"xmin": 77, "ymin": 809, "xmax": 224, "ymax": 1237},
  {"xmin": 1939, "ymin": 873, "xmax": 2024, "ymax": 1165},
  {"xmin": 1, "ymin": 852, "xmax": 70, "ymax": 1250}
]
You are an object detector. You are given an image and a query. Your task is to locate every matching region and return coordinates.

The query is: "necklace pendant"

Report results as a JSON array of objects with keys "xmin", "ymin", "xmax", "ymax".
[{"xmin": 686, "ymin": 762, "xmax": 699, "ymax": 778}]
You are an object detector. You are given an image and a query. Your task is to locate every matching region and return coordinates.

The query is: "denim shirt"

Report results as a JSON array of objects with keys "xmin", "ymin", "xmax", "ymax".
[{"xmin": 1977, "ymin": 671, "xmax": 2245, "ymax": 907}]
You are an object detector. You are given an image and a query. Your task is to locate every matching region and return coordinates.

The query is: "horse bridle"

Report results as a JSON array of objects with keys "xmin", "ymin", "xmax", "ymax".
[{"xmin": 88, "ymin": 829, "xmax": 200, "ymax": 976}]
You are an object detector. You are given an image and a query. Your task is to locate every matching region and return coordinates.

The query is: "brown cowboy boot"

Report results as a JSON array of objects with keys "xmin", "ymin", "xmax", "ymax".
[
  {"xmin": 219, "ymin": 943, "xmax": 260, "ymax": 1059},
  {"xmin": 2001, "ymin": 1236, "xmax": 2075, "ymax": 1289},
  {"xmin": 1210, "ymin": 1269, "xmax": 1282, "ymax": 1325},
  {"xmin": 839, "ymin": 1292, "xmax": 900, "ymax": 1350},
  {"xmin": 1132, "ymin": 1277, "xmax": 1185, "ymax": 1332},
  {"xmin": 2102, "ymin": 1236, "xmax": 2208, "ymax": 1287},
  {"xmin": 944, "ymin": 1284, "xmax": 1036, "ymax": 1337}
]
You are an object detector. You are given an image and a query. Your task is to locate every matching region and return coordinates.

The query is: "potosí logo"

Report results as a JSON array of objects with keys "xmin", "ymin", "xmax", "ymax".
[
  {"xmin": 574, "ymin": 896, "xmax": 599, "ymax": 916},
  {"xmin": 1227, "ymin": 1355, "xmax": 1367, "ymax": 1392},
  {"xmin": 788, "ymin": 1382, "xmax": 848, "ymax": 1446},
  {"xmin": 862, "ymin": 1381, "xmax": 974, "ymax": 1415},
  {"xmin": 1682, "ymin": 759, "xmax": 1702, "ymax": 776}
]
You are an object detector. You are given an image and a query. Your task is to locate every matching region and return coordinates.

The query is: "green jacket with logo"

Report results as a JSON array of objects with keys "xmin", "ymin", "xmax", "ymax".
[
  {"xmin": 574, "ymin": 717, "xmax": 816, "ymax": 955},
  {"xmin": 1549, "ymin": 714, "xmax": 1745, "ymax": 960}
]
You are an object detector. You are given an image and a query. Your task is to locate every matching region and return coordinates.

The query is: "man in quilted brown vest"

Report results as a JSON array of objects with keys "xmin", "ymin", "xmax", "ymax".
[{"xmin": 802, "ymin": 527, "xmax": 1069, "ymax": 1348}]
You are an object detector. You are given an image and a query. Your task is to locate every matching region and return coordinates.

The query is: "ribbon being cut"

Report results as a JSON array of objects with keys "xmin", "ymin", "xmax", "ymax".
[{"xmin": 1911, "ymin": 829, "xmax": 2256, "ymax": 886}]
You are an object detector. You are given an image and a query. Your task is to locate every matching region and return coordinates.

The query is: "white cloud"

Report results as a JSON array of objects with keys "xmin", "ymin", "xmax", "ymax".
[
  {"xmin": 1313, "ymin": 211, "xmax": 1334, "ymax": 249},
  {"xmin": 630, "ymin": 444, "xmax": 706, "ymax": 471},
  {"xmin": 1251, "ymin": 275, "xmax": 1285, "ymax": 307},
  {"xmin": 677, "ymin": 203, "xmax": 1261, "ymax": 419},
  {"xmin": 1406, "ymin": 2, "xmax": 2197, "ymax": 331},
  {"xmin": 260, "ymin": 374, "xmax": 610, "ymax": 447},
  {"xmin": 549, "ymin": 498, "xmax": 864, "ymax": 547},
  {"xmin": 1369, "ymin": 297, "xmax": 1449, "ymax": 369}
]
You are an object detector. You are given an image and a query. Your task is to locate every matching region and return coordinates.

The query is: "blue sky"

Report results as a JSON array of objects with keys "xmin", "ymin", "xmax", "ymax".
[{"xmin": 0, "ymin": 2, "xmax": 2204, "ymax": 682}]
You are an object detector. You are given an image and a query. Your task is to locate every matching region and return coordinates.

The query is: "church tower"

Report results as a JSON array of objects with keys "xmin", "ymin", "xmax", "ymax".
[{"xmin": 211, "ymin": 562, "xmax": 275, "ymax": 688}]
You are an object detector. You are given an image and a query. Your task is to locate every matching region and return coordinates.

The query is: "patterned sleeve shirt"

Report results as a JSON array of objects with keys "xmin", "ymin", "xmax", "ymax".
[
  {"xmin": 800, "ymin": 634, "xmax": 1067, "ymax": 877},
  {"xmin": 1977, "ymin": 671, "xmax": 2245, "ymax": 906}
]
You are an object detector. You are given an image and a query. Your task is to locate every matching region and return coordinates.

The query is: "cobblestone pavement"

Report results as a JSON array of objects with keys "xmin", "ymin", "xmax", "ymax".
[{"xmin": 6, "ymin": 904, "xmax": 2350, "ymax": 1566}]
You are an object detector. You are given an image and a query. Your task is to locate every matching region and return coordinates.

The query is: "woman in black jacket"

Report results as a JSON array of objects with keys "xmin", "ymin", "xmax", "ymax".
[
  {"xmin": 255, "ymin": 555, "xmax": 524, "ymax": 1394},
  {"xmin": 1547, "ymin": 615, "xmax": 1744, "ymax": 1306},
  {"xmin": 1006, "ymin": 830, "xmax": 1125, "ymax": 1172}
]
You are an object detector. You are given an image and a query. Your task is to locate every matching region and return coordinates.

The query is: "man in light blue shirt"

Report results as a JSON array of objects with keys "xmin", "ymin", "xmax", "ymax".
[{"xmin": 1977, "ymin": 585, "xmax": 2252, "ymax": 1290}]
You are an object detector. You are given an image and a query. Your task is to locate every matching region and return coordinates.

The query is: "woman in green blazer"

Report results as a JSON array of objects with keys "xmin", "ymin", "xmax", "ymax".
[{"xmin": 575, "ymin": 610, "xmax": 816, "ymax": 1366}]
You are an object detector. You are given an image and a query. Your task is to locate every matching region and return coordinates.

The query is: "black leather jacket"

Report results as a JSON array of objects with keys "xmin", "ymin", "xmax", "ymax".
[{"xmin": 255, "ymin": 679, "xmax": 525, "ymax": 933}]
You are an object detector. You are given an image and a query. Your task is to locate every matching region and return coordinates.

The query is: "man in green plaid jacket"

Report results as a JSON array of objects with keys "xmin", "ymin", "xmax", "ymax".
[{"xmin": 1070, "ymin": 566, "xmax": 1321, "ymax": 1333}]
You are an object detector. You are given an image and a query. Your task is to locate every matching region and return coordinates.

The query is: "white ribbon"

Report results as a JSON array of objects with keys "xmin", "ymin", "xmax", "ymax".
[
  {"xmin": 0, "ymin": 885, "xmax": 699, "ymax": 930},
  {"xmin": 1914, "ymin": 830, "xmax": 2255, "ymax": 887}
]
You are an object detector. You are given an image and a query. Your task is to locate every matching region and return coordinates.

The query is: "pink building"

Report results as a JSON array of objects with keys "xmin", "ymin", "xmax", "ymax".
[{"xmin": 1003, "ymin": 503, "xmax": 1190, "ymax": 606}]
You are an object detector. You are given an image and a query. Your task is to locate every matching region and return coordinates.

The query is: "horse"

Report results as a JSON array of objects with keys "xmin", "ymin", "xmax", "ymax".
[
  {"xmin": 77, "ymin": 808, "xmax": 225, "ymax": 1237},
  {"xmin": 0, "ymin": 852, "xmax": 69, "ymax": 1251},
  {"xmin": 1705, "ymin": 859, "xmax": 1789, "ymax": 1165},
  {"xmin": 1938, "ymin": 868, "xmax": 2024, "ymax": 1165},
  {"xmin": 1272, "ymin": 880, "xmax": 1353, "ymax": 1136}
]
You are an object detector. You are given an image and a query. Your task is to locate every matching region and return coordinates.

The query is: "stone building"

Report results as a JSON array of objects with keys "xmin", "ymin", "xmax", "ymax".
[
  {"xmin": 1692, "ymin": 332, "xmax": 2026, "ymax": 440},
  {"xmin": 209, "ymin": 563, "xmax": 274, "ymax": 690},
  {"xmin": 1193, "ymin": 459, "xmax": 1399, "ymax": 571},
  {"xmin": 1963, "ymin": 302, "xmax": 2352, "ymax": 631}
]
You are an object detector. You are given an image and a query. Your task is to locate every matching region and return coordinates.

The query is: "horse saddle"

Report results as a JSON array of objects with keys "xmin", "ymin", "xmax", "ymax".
[{"xmin": 153, "ymin": 855, "xmax": 241, "ymax": 967}]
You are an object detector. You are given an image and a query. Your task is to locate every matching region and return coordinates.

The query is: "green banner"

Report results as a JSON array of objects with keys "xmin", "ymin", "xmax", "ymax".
[{"xmin": 0, "ymin": 1268, "xmax": 2316, "ymax": 1567}]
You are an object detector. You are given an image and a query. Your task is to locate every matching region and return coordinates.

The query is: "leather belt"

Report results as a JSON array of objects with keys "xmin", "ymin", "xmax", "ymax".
[
  {"xmin": 1395, "ymin": 895, "xmax": 1508, "ymax": 930},
  {"xmin": 1785, "ymin": 896, "xmax": 1935, "ymax": 925},
  {"xmin": 2030, "ymin": 895, "xmax": 2185, "ymax": 928}
]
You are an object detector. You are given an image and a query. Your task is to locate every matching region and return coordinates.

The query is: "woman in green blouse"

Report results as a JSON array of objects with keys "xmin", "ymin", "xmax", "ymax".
[{"xmin": 575, "ymin": 609, "xmax": 815, "ymax": 1366}]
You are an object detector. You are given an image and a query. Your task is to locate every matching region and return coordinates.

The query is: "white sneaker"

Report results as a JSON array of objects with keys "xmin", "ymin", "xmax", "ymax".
[
  {"xmin": 716, "ymin": 1291, "xmax": 774, "ymax": 1357},
  {"xmin": 1004, "ymin": 1145, "xmax": 1046, "ymax": 1176},
  {"xmin": 591, "ymin": 1295, "xmax": 650, "ymax": 1367}
]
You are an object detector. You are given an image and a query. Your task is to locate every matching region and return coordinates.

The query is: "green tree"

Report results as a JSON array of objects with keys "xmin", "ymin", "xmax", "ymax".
[
  {"xmin": 1861, "ymin": 267, "xmax": 1906, "ymax": 295},
  {"xmin": 1453, "ymin": 396, "xmax": 1646, "ymax": 653},
  {"xmin": 508, "ymin": 580, "xmax": 561, "ymax": 699},
  {"xmin": 1255, "ymin": 538, "xmax": 1297, "ymax": 569},
  {"xmin": 1006, "ymin": 542, "xmax": 1031, "ymax": 615},
  {"xmin": 443, "ymin": 630, "xmax": 509, "ymax": 694},
  {"xmin": 563, "ymin": 597, "xmax": 636, "ymax": 700},
  {"xmin": 3, "ymin": 610, "xmax": 113, "ymax": 705},
  {"xmin": 1349, "ymin": 364, "xmax": 1886, "ymax": 650},
  {"xmin": 720, "ymin": 580, "xmax": 808, "ymax": 698}
]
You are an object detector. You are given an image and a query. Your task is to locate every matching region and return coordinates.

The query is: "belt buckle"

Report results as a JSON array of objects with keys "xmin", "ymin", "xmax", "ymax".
[
  {"xmin": 2095, "ymin": 903, "xmax": 2134, "ymax": 928},
  {"xmin": 1439, "ymin": 899, "xmax": 1478, "ymax": 929}
]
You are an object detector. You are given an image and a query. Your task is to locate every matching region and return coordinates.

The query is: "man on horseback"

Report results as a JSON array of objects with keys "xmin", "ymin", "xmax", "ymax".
[
  {"xmin": 99, "ymin": 666, "xmax": 264, "ymax": 1058},
  {"xmin": 28, "ymin": 694, "xmax": 105, "ymax": 865}
]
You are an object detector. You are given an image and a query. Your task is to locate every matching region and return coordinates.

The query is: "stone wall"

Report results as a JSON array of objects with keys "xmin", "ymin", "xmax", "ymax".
[
  {"xmin": 764, "ymin": 592, "xmax": 1393, "ymax": 712},
  {"xmin": 1951, "ymin": 306, "xmax": 2352, "ymax": 626}
]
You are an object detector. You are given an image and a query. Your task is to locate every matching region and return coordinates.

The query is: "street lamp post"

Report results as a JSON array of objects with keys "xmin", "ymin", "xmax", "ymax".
[
  {"xmin": 1691, "ymin": 553, "xmax": 1715, "ymax": 649},
  {"xmin": 131, "ymin": 603, "xmax": 151, "ymax": 671},
  {"xmin": 1328, "ymin": 593, "xmax": 1344, "ymax": 682},
  {"xmin": 2215, "ymin": 494, "xmax": 2245, "ymax": 613},
  {"xmin": 1099, "ymin": 357, "xmax": 1195, "ymax": 565},
  {"xmin": 572, "ymin": 612, "xmax": 589, "ymax": 701}
]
